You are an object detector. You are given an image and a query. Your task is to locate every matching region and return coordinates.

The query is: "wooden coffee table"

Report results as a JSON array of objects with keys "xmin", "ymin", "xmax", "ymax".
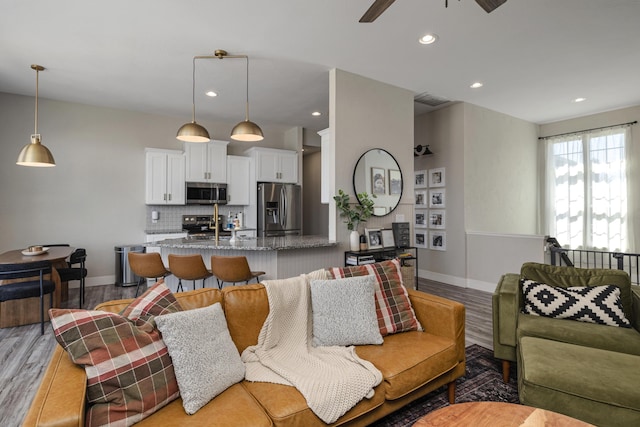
[{"xmin": 413, "ymin": 402, "xmax": 594, "ymax": 426}]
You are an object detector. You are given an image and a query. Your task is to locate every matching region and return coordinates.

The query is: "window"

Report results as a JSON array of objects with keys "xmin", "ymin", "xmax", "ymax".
[{"xmin": 545, "ymin": 126, "xmax": 631, "ymax": 251}]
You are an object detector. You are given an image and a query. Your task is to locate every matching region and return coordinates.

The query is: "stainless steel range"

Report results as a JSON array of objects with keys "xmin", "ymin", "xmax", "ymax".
[{"xmin": 182, "ymin": 215, "xmax": 230, "ymax": 238}]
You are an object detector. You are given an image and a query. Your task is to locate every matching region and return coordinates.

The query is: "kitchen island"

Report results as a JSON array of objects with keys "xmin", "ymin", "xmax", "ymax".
[{"xmin": 147, "ymin": 235, "xmax": 342, "ymax": 291}]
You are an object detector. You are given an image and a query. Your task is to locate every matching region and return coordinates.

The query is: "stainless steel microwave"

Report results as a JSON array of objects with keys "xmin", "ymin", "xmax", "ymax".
[{"xmin": 185, "ymin": 182, "xmax": 227, "ymax": 205}]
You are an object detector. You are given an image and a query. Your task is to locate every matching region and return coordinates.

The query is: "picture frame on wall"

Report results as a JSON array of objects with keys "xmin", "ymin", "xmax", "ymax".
[
  {"xmin": 429, "ymin": 189, "xmax": 446, "ymax": 208},
  {"xmin": 415, "ymin": 170, "xmax": 427, "ymax": 188},
  {"xmin": 429, "ymin": 167, "xmax": 445, "ymax": 188},
  {"xmin": 429, "ymin": 209, "xmax": 446, "ymax": 229},
  {"xmin": 415, "ymin": 190, "xmax": 427, "ymax": 207},
  {"xmin": 371, "ymin": 167, "xmax": 386, "ymax": 195},
  {"xmin": 429, "ymin": 231, "xmax": 446, "ymax": 251},
  {"xmin": 415, "ymin": 210, "xmax": 427, "ymax": 228},
  {"xmin": 389, "ymin": 169, "xmax": 402, "ymax": 195},
  {"xmin": 415, "ymin": 230, "xmax": 427, "ymax": 248},
  {"xmin": 365, "ymin": 228, "xmax": 383, "ymax": 250},
  {"xmin": 381, "ymin": 229, "xmax": 395, "ymax": 248}
]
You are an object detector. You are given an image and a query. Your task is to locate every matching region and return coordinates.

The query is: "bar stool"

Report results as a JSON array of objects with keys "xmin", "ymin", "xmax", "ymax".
[
  {"xmin": 128, "ymin": 252, "xmax": 171, "ymax": 297},
  {"xmin": 168, "ymin": 254, "xmax": 213, "ymax": 292},
  {"xmin": 210, "ymin": 255, "xmax": 265, "ymax": 289}
]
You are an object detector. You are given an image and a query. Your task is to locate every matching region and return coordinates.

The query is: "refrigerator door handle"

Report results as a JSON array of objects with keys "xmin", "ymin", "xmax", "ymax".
[{"xmin": 280, "ymin": 186, "xmax": 287, "ymax": 228}]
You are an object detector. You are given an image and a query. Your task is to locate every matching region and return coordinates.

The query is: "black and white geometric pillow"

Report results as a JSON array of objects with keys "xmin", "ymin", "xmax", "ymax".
[{"xmin": 521, "ymin": 280, "xmax": 631, "ymax": 328}]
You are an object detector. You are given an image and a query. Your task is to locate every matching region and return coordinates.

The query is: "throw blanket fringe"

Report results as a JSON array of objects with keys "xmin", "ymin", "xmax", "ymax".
[{"xmin": 241, "ymin": 275, "xmax": 382, "ymax": 424}]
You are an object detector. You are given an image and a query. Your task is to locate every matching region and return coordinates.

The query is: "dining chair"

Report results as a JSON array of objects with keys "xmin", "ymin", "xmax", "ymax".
[
  {"xmin": 55, "ymin": 249, "xmax": 88, "ymax": 308},
  {"xmin": 0, "ymin": 260, "xmax": 55, "ymax": 335},
  {"xmin": 210, "ymin": 255, "xmax": 265, "ymax": 289},
  {"xmin": 128, "ymin": 252, "xmax": 171, "ymax": 297},
  {"xmin": 168, "ymin": 254, "xmax": 213, "ymax": 292}
]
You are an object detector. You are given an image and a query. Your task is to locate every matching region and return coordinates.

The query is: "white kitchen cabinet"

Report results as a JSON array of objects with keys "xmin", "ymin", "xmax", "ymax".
[
  {"xmin": 246, "ymin": 147, "xmax": 298, "ymax": 183},
  {"xmin": 145, "ymin": 148, "xmax": 185, "ymax": 205},
  {"xmin": 184, "ymin": 140, "xmax": 229, "ymax": 183},
  {"xmin": 226, "ymin": 155, "xmax": 251, "ymax": 205}
]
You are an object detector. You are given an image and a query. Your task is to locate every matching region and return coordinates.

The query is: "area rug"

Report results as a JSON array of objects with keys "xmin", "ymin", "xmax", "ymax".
[{"xmin": 370, "ymin": 344, "xmax": 518, "ymax": 426}]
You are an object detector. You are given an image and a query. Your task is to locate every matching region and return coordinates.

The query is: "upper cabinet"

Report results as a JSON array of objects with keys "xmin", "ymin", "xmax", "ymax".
[
  {"xmin": 145, "ymin": 148, "xmax": 185, "ymax": 205},
  {"xmin": 226, "ymin": 155, "xmax": 251, "ymax": 205},
  {"xmin": 184, "ymin": 140, "xmax": 229, "ymax": 183},
  {"xmin": 246, "ymin": 147, "xmax": 298, "ymax": 183}
]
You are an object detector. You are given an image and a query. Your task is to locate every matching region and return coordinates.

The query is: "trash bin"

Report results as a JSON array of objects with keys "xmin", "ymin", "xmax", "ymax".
[{"xmin": 114, "ymin": 244, "xmax": 145, "ymax": 286}]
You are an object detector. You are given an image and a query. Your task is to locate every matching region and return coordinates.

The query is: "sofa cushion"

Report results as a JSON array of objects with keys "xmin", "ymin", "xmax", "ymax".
[
  {"xmin": 356, "ymin": 331, "xmax": 458, "ymax": 400},
  {"xmin": 49, "ymin": 281, "xmax": 181, "ymax": 427},
  {"xmin": 327, "ymin": 259, "xmax": 422, "ymax": 336},
  {"xmin": 134, "ymin": 383, "xmax": 272, "ymax": 427},
  {"xmin": 156, "ymin": 303, "xmax": 245, "ymax": 415},
  {"xmin": 242, "ymin": 381, "xmax": 385, "ymax": 427},
  {"xmin": 310, "ymin": 275, "xmax": 383, "ymax": 346},
  {"xmin": 522, "ymin": 280, "xmax": 631, "ymax": 328},
  {"xmin": 520, "ymin": 262, "xmax": 633, "ymax": 319},
  {"xmin": 518, "ymin": 337, "xmax": 640, "ymax": 427},
  {"xmin": 517, "ymin": 312, "xmax": 640, "ymax": 356}
]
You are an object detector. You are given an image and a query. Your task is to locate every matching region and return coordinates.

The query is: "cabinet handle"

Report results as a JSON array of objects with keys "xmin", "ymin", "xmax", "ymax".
[
  {"xmin": 168, "ymin": 194, "xmax": 172, "ymax": 201},
  {"xmin": 164, "ymin": 193, "xmax": 167, "ymax": 201}
]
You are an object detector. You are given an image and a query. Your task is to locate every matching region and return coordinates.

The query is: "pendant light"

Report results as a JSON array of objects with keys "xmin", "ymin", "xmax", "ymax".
[
  {"xmin": 16, "ymin": 65, "xmax": 56, "ymax": 167},
  {"xmin": 176, "ymin": 57, "xmax": 210, "ymax": 143},
  {"xmin": 230, "ymin": 55, "xmax": 264, "ymax": 142}
]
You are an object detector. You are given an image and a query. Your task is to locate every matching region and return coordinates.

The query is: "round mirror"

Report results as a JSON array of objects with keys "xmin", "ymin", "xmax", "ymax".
[{"xmin": 352, "ymin": 148, "xmax": 403, "ymax": 217}]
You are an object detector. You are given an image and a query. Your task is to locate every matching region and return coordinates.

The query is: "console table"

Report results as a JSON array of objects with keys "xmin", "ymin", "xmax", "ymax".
[{"xmin": 344, "ymin": 247, "xmax": 418, "ymax": 289}]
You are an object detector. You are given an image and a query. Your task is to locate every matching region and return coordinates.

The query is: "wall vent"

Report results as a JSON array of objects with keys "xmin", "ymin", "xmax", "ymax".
[{"xmin": 414, "ymin": 92, "xmax": 450, "ymax": 107}]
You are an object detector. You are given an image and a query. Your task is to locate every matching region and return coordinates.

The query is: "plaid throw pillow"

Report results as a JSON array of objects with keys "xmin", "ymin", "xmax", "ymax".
[
  {"xmin": 49, "ymin": 281, "xmax": 183, "ymax": 427},
  {"xmin": 327, "ymin": 258, "xmax": 422, "ymax": 335}
]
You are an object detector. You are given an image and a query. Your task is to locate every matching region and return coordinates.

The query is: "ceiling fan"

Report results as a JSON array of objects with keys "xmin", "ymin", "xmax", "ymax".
[{"xmin": 359, "ymin": 0, "xmax": 508, "ymax": 23}]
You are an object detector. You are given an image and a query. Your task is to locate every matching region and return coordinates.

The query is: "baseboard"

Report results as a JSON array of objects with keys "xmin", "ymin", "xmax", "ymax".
[
  {"xmin": 418, "ymin": 269, "xmax": 495, "ymax": 293},
  {"xmin": 465, "ymin": 278, "xmax": 497, "ymax": 293},
  {"xmin": 418, "ymin": 269, "xmax": 467, "ymax": 288},
  {"xmin": 66, "ymin": 275, "xmax": 115, "ymax": 289}
]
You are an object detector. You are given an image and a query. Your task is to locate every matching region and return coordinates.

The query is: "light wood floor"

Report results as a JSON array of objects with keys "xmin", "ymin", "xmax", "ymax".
[{"xmin": 0, "ymin": 279, "xmax": 494, "ymax": 427}]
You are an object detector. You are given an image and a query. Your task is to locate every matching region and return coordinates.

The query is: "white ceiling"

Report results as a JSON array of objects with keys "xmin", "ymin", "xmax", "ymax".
[{"xmin": 1, "ymin": 0, "xmax": 639, "ymax": 133}]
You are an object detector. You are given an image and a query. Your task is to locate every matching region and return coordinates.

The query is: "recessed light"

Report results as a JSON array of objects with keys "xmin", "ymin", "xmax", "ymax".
[
  {"xmin": 573, "ymin": 97, "xmax": 586, "ymax": 103},
  {"xmin": 205, "ymin": 91, "xmax": 218, "ymax": 97},
  {"xmin": 312, "ymin": 111, "xmax": 322, "ymax": 116},
  {"xmin": 470, "ymin": 82, "xmax": 483, "ymax": 89},
  {"xmin": 418, "ymin": 33, "xmax": 438, "ymax": 45}
]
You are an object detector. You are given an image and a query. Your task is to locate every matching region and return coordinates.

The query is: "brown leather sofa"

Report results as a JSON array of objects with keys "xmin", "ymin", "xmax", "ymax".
[{"xmin": 24, "ymin": 283, "xmax": 465, "ymax": 427}]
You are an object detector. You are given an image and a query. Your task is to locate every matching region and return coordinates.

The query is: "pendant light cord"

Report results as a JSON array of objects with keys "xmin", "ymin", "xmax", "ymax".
[
  {"xmin": 245, "ymin": 56, "xmax": 250, "ymax": 121},
  {"xmin": 34, "ymin": 67, "xmax": 39, "ymax": 134},
  {"xmin": 191, "ymin": 57, "xmax": 197, "ymax": 122}
]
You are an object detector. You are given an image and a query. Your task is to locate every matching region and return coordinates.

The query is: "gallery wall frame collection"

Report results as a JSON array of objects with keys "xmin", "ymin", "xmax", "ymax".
[{"xmin": 414, "ymin": 167, "xmax": 446, "ymax": 251}]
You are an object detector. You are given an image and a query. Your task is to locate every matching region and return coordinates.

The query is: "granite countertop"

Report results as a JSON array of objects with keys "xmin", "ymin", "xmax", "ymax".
[{"xmin": 147, "ymin": 235, "xmax": 338, "ymax": 251}]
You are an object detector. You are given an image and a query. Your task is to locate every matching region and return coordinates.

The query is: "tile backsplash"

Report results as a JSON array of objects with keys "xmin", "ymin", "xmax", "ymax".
[{"xmin": 145, "ymin": 205, "xmax": 247, "ymax": 233}]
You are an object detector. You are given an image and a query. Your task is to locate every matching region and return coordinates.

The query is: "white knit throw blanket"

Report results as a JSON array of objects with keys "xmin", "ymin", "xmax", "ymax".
[{"xmin": 241, "ymin": 275, "xmax": 383, "ymax": 424}]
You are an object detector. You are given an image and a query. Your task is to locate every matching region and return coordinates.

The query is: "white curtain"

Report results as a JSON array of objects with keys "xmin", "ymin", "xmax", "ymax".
[{"xmin": 545, "ymin": 126, "xmax": 633, "ymax": 251}]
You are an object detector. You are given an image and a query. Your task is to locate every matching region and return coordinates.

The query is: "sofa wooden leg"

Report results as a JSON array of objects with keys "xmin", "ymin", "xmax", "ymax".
[
  {"xmin": 447, "ymin": 382, "xmax": 456, "ymax": 404},
  {"xmin": 502, "ymin": 360, "xmax": 510, "ymax": 383}
]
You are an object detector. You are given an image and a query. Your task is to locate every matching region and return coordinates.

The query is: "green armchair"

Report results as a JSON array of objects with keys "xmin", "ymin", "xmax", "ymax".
[{"xmin": 492, "ymin": 262, "xmax": 640, "ymax": 382}]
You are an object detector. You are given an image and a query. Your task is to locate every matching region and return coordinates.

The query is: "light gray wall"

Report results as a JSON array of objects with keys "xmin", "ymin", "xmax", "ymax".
[
  {"xmin": 330, "ymin": 69, "xmax": 414, "ymax": 248},
  {"xmin": 302, "ymin": 151, "xmax": 328, "ymax": 236},
  {"xmin": 414, "ymin": 103, "xmax": 467, "ymax": 282},
  {"xmin": 414, "ymin": 102, "xmax": 539, "ymax": 289},
  {"xmin": 0, "ymin": 91, "xmax": 290, "ymax": 285}
]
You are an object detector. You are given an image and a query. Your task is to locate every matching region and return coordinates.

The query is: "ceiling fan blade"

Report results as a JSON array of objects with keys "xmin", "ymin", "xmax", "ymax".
[
  {"xmin": 359, "ymin": 0, "xmax": 396, "ymax": 23},
  {"xmin": 475, "ymin": 0, "xmax": 507, "ymax": 13}
]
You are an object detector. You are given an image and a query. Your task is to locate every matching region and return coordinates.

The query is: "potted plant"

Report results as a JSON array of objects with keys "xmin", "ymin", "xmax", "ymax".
[{"xmin": 334, "ymin": 189, "xmax": 376, "ymax": 251}]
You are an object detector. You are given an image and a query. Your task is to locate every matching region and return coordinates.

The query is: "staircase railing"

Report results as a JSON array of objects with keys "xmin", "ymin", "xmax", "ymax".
[{"xmin": 546, "ymin": 237, "xmax": 640, "ymax": 285}]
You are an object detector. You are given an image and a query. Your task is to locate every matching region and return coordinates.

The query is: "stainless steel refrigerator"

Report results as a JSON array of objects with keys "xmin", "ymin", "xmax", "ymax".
[{"xmin": 257, "ymin": 182, "xmax": 302, "ymax": 237}]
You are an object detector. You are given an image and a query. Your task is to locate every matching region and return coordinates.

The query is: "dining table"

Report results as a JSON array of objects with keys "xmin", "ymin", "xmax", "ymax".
[{"xmin": 0, "ymin": 246, "xmax": 75, "ymax": 328}]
